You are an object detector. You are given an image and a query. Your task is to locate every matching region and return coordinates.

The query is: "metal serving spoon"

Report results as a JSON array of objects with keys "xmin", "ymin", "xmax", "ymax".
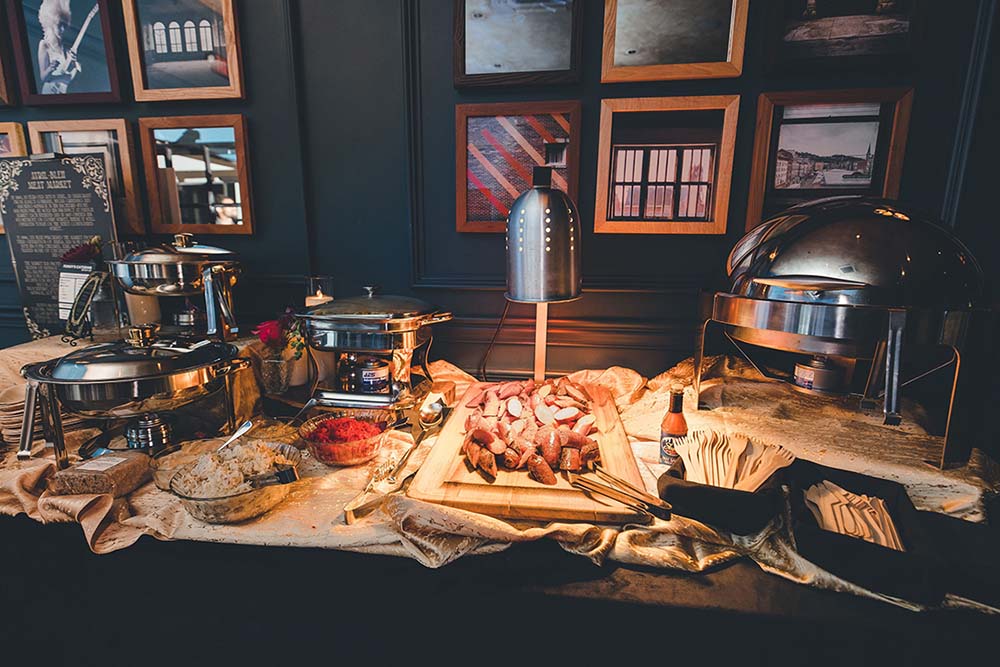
[
  {"xmin": 387, "ymin": 398, "xmax": 445, "ymax": 484},
  {"xmin": 216, "ymin": 420, "xmax": 254, "ymax": 452}
]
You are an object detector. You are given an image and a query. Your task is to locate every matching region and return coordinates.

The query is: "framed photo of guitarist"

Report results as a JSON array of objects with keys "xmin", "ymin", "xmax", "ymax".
[{"xmin": 5, "ymin": 0, "xmax": 121, "ymax": 104}]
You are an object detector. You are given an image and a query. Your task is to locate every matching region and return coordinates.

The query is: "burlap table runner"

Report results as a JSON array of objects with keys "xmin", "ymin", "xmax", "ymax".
[{"xmin": 1, "ymin": 359, "xmax": 995, "ymax": 613}]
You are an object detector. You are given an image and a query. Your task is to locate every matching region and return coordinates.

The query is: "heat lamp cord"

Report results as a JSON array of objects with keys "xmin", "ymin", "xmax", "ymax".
[{"xmin": 477, "ymin": 300, "xmax": 511, "ymax": 382}]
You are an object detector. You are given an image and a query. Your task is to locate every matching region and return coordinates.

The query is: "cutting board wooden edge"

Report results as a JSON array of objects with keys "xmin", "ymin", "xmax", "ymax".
[{"xmin": 407, "ymin": 381, "xmax": 645, "ymax": 524}]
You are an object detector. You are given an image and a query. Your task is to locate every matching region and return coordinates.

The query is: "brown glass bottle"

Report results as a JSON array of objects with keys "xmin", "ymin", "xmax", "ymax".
[{"xmin": 659, "ymin": 384, "xmax": 687, "ymax": 465}]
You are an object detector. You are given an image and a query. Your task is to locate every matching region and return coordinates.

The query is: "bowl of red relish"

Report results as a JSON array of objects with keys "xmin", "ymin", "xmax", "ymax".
[{"xmin": 298, "ymin": 408, "xmax": 396, "ymax": 467}]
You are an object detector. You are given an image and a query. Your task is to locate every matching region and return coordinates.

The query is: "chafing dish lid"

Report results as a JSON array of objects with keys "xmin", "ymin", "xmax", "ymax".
[
  {"xmin": 113, "ymin": 234, "xmax": 236, "ymax": 265},
  {"xmin": 39, "ymin": 326, "xmax": 238, "ymax": 382},
  {"xmin": 302, "ymin": 286, "xmax": 443, "ymax": 322}
]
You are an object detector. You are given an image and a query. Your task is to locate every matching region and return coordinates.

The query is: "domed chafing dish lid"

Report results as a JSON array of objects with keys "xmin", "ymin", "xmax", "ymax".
[
  {"xmin": 300, "ymin": 286, "xmax": 452, "ymax": 332},
  {"xmin": 726, "ymin": 197, "xmax": 985, "ymax": 310},
  {"xmin": 111, "ymin": 234, "xmax": 237, "ymax": 266},
  {"xmin": 28, "ymin": 326, "xmax": 239, "ymax": 383}
]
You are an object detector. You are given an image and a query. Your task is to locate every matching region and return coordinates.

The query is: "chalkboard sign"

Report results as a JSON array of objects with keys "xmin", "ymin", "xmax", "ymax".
[{"xmin": 0, "ymin": 154, "xmax": 117, "ymax": 338}]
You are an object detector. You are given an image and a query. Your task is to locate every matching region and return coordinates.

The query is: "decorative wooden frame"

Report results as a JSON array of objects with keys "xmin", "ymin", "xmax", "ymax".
[
  {"xmin": 122, "ymin": 0, "xmax": 244, "ymax": 101},
  {"xmin": 763, "ymin": 0, "xmax": 924, "ymax": 73},
  {"xmin": 453, "ymin": 0, "xmax": 583, "ymax": 87},
  {"xmin": 601, "ymin": 0, "xmax": 748, "ymax": 83},
  {"xmin": 0, "ymin": 122, "xmax": 27, "ymax": 156},
  {"xmin": 138, "ymin": 114, "xmax": 253, "ymax": 235},
  {"xmin": 5, "ymin": 0, "xmax": 121, "ymax": 104},
  {"xmin": 594, "ymin": 95, "xmax": 739, "ymax": 235},
  {"xmin": 746, "ymin": 88, "xmax": 915, "ymax": 230},
  {"xmin": 27, "ymin": 118, "xmax": 144, "ymax": 235},
  {"xmin": 0, "ymin": 49, "xmax": 12, "ymax": 105},
  {"xmin": 456, "ymin": 100, "xmax": 581, "ymax": 234}
]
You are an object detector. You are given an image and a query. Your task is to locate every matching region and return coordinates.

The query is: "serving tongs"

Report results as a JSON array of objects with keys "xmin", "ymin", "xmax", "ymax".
[
  {"xmin": 247, "ymin": 464, "xmax": 300, "ymax": 489},
  {"xmin": 567, "ymin": 464, "xmax": 672, "ymax": 522}
]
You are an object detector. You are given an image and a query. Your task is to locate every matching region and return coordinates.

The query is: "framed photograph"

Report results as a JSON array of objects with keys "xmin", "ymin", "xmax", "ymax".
[
  {"xmin": 746, "ymin": 88, "xmax": 914, "ymax": 230},
  {"xmin": 5, "ymin": 0, "xmax": 121, "ymax": 104},
  {"xmin": 122, "ymin": 0, "xmax": 243, "ymax": 101},
  {"xmin": 454, "ymin": 0, "xmax": 582, "ymax": 87},
  {"xmin": 766, "ymin": 0, "xmax": 921, "ymax": 71},
  {"xmin": 0, "ymin": 123, "xmax": 27, "ymax": 157},
  {"xmin": 601, "ymin": 0, "xmax": 748, "ymax": 83},
  {"xmin": 28, "ymin": 118, "xmax": 144, "ymax": 234},
  {"xmin": 138, "ymin": 114, "xmax": 253, "ymax": 235},
  {"xmin": 456, "ymin": 100, "xmax": 581, "ymax": 233},
  {"xmin": 594, "ymin": 95, "xmax": 739, "ymax": 235}
]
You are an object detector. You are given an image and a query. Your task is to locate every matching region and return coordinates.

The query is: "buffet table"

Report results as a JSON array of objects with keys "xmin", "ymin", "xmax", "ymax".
[{"xmin": 1, "ymin": 337, "xmax": 999, "ymax": 650}]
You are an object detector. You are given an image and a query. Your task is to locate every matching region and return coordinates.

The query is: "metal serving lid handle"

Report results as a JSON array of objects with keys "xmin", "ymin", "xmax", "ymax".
[
  {"xmin": 173, "ymin": 233, "xmax": 194, "ymax": 248},
  {"xmin": 126, "ymin": 323, "xmax": 159, "ymax": 347},
  {"xmin": 362, "ymin": 285, "xmax": 379, "ymax": 298}
]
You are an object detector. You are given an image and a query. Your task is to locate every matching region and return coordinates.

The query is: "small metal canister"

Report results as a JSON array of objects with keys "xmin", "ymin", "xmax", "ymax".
[{"xmin": 359, "ymin": 357, "xmax": 390, "ymax": 394}]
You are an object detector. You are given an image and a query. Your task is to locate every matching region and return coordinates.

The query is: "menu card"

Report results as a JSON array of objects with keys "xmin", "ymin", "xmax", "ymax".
[{"xmin": 0, "ymin": 154, "xmax": 117, "ymax": 337}]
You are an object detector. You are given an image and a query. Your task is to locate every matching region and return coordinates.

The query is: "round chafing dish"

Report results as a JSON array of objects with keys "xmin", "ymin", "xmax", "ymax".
[
  {"xmin": 696, "ymin": 196, "xmax": 989, "ymax": 467},
  {"xmin": 108, "ymin": 233, "xmax": 239, "ymax": 297},
  {"xmin": 298, "ymin": 285, "xmax": 452, "ymax": 353},
  {"xmin": 17, "ymin": 325, "xmax": 249, "ymax": 466}
]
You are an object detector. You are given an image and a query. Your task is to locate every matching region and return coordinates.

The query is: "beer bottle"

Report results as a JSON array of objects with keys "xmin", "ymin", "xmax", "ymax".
[{"xmin": 659, "ymin": 384, "xmax": 687, "ymax": 465}]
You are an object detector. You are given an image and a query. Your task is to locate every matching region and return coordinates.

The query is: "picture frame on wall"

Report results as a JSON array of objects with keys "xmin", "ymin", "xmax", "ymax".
[
  {"xmin": 0, "ymin": 122, "xmax": 27, "ymax": 158},
  {"xmin": 28, "ymin": 118, "xmax": 144, "ymax": 234},
  {"xmin": 122, "ymin": 0, "xmax": 243, "ymax": 101},
  {"xmin": 594, "ymin": 95, "xmax": 739, "ymax": 235},
  {"xmin": 601, "ymin": 0, "xmax": 748, "ymax": 83},
  {"xmin": 138, "ymin": 114, "xmax": 253, "ymax": 235},
  {"xmin": 746, "ymin": 88, "xmax": 914, "ymax": 230},
  {"xmin": 456, "ymin": 100, "xmax": 581, "ymax": 233},
  {"xmin": 0, "ymin": 49, "xmax": 13, "ymax": 104},
  {"xmin": 454, "ymin": 0, "xmax": 583, "ymax": 87},
  {"xmin": 765, "ymin": 0, "xmax": 921, "ymax": 72},
  {"xmin": 5, "ymin": 0, "xmax": 121, "ymax": 104}
]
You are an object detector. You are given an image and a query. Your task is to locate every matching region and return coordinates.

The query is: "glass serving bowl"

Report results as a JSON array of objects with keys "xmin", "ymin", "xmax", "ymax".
[
  {"xmin": 168, "ymin": 442, "xmax": 302, "ymax": 524},
  {"xmin": 297, "ymin": 408, "xmax": 397, "ymax": 467}
]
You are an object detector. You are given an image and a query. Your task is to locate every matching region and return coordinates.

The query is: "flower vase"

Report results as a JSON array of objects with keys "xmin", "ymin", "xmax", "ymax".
[{"xmin": 260, "ymin": 355, "xmax": 292, "ymax": 396}]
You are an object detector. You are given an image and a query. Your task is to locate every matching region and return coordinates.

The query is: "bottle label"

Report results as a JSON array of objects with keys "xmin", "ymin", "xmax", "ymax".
[{"xmin": 660, "ymin": 432, "xmax": 683, "ymax": 465}]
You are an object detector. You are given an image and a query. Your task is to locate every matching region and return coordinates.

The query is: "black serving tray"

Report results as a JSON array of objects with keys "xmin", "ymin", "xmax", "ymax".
[
  {"xmin": 656, "ymin": 458, "xmax": 785, "ymax": 535},
  {"xmin": 786, "ymin": 458, "xmax": 947, "ymax": 606}
]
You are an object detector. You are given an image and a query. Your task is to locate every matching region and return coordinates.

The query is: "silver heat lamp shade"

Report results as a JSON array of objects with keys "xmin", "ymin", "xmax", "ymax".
[{"xmin": 505, "ymin": 167, "xmax": 582, "ymax": 303}]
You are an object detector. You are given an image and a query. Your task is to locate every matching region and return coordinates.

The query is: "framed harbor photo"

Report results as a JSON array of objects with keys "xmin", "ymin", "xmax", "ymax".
[
  {"xmin": 594, "ymin": 95, "xmax": 739, "ymax": 235},
  {"xmin": 746, "ymin": 88, "xmax": 914, "ymax": 230},
  {"xmin": 0, "ymin": 123, "xmax": 27, "ymax": 158},
  {"xmin": 5, "ymin": 0, "xmax": 121, "ymax": 104},
  {"xmin": 454, "ymin": 0, "xmax": 582, "ymax": 87},
  {"xmin": 27, "ymin": 118, "xmax": 144, "ymax": 234},
  {"xmin": 601, "ymin": 0, "xmax": 748, "ymax": 82},
  {"xmin": 138, "ymin": 114, "xmax": 253, "ymax": 235},
  {"xmin": 766, "ymin": 0, "xmax": 921, "ymax": 72},
  {"xmin": 456, "ymin": 100, "xmax": 581, "ymax": 233},
  {"xmin": 122, "ymin": 0, "xmax": 244, "ymax": 101}
]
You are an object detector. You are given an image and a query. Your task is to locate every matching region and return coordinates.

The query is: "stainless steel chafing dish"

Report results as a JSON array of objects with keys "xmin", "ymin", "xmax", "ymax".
[
  {"xmin": 695, "ymin": 197, "xmax": 989, "ymax": 467},
  {"xmin": 298, "ymin": 286, "xmax": 452, "ymax": 408},
  {"xmin": 107, "ymin": 233, "xmax": 241, "ymax": 340},
  {"xmin": 17, "ymin": 324, "xmax": 249, "ymax": 468}
]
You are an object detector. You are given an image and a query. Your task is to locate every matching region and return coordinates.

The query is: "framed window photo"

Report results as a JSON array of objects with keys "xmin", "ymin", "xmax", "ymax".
[
  {"xmin": 138, "ymin": 114, "xmax": 253, "ymax": 235},
  {"xmin": 122, "ymin": 0, "xmax": 243, "ymax": 101},
  {"xmin": 0, "ymin": 123, "xmax": 27, "ymax": 157},
  {"xmin": 765, "ymin": 0, "xmax": 922, "ymax": 72},
  {"xmin": 454, "ymin": 0, "xmax": 582, "ymax": 87},
  {"xmin": 27, "ymin": 118, "xmax": 144, "ymax": 234},
  {"xmin": 457, "ymin": 100, "xmax": 581, "ymax": 233},
  {"xmin": 601, "ymin": 0, "xmax": 748, "ymax": 83},
  {"xmin": 594, "ymin": 95, "xmax": 739, "ymax": 235},
  {"xmin": 746, "ymin": 88, "xmax": 914, "ymax": 230},
  {"xmin": 5, "ymin": 0, "xmax": 121, "ymax": 104}
]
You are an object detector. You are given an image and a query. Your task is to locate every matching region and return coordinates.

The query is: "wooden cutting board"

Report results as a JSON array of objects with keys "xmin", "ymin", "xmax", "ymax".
[{"xmin": 407, "ymin": 382, "xmax": 645, "ymax": 523}]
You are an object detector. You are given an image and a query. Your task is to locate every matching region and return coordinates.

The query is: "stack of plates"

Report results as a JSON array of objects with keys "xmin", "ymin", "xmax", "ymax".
[{"xmin": 0, "ymin": 384, "xmax": 89, "ymax": 448}]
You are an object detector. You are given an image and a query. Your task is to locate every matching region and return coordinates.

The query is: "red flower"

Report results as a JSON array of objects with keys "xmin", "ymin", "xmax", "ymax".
[
  {"xmin": 61, "ymin": 242, "xmax": 101, "ymax": 263},
  {"xmin": 252, "ymin": 320, "xmax": 283, "ymax": 349}
]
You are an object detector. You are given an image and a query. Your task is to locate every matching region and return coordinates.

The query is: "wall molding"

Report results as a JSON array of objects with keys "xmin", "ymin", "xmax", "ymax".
[{"xmin": 941, "ymin": 0, "xmax": 996, "ymax": 227}]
